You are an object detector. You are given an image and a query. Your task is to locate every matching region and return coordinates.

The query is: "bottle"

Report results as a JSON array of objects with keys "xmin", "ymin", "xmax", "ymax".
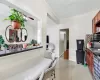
[{"xmin": 87, "ymin": 42, "xmax": 92, "ymax": 48}]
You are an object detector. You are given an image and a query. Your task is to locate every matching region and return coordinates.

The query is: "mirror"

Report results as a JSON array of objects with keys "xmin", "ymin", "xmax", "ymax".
[
  {"xmin": 5, "ymin": 27, "xmax": 28, "ymax": 42},
  {"xmin": 21, "ymin": 28, "xmax": 28, "ymax": 42},
  {"xmin": 5, "ymin": 25, "xmax": 12, "ymax": 42},
  {"xmin": 9, "ymin": 29, "xmax": 17, "ymax": 42},
  {"xmin": 17, "ymin": 29, "xmax": 21, "ymax": 42}
]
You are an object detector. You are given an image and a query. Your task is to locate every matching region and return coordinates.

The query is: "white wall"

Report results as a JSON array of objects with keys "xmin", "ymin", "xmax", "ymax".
[
  {"xmin": 60, "ymin": 10, "xmax": 99, "ymax": 61},
  {"xmin": 47, "ymin": 25, "xmax": 59, "ymax": 57}
]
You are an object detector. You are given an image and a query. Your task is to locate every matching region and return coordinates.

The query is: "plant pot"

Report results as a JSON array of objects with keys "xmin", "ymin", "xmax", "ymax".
[
  {"xmin": 23, "ymin": 44, "xmax": 27, "ymax": 49},
  {"xmin": 33, "ymin": 44, "xmax": 35, "ymax": 46},
  {"xmin": 12, "ymin": 21, "xmax": 21, "ymax": 29}
]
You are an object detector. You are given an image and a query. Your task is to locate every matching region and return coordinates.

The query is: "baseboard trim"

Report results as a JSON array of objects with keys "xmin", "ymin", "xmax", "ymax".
[{"xmin": 59, "ymin": 52, "xmax": 64, "ymax": 58}]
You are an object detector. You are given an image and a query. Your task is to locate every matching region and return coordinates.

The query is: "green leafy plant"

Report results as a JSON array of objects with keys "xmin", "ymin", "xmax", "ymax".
[
  {"xmin": 0, "ymin": 35, "xmax": 4, "ymax": 50},
  {"xmin": 5, "ymin": 8, "xmax": 25, "ymax": 27},
  {"xmin": 3, "ymin": 44, "xmax": 8, "ymax": 49},
  {"xmin": 0, "ymin": 35, "xmax": 4, "ymax": 45},
  {"xmin": 31, "ymin": 39, "xmax": 37, "ymax": 45},
  {"xmin": 0, "ymin": 36, "xmax": 8, "ymax": 50},
  {"xmin": 31, "ymin": 39, "xmax": 34, "ymax": 44},
  {"xmin": 34, "ymin": 40, "xmax": 37, "ymax": 44}
]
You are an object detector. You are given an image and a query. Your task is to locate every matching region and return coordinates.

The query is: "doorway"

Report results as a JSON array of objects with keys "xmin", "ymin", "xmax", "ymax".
[{"xmin": 60, "ymin": 29, "xmax": 69, "ymax": 59}]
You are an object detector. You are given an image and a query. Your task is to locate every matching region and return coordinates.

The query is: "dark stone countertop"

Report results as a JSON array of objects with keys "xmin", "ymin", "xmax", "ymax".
[
  {"xmin": 87, "ymin": 48, "xmax": 100, "ymax": 60},
  {"xmin": 0, "ymin": 46, "xmax": 43, "ymax": 57},
  {"xmin": 88, "ymin": 48, "xmax": 100, "ymax": 56}
]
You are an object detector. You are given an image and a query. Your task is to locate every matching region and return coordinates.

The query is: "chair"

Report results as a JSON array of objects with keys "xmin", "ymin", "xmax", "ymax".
[
  {"xmin": 46, "ymin": 43, "xmax": 55, "ymax": 53},
  {"xmin": 39, "ymin": 58, "xmax": 57, "ymax": 80},
  {"xmin": 38, "ymin": 71, "xmax": 44, "ymax": 80},
  {"xmin": 45, "ymin": 43, "xmax": 56, "ymax": 60}
]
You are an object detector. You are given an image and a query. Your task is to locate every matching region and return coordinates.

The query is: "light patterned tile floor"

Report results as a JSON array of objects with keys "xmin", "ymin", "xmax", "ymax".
[{"xmin": 55, "ymin": 58, "xmax": 93, "ymax": 80}]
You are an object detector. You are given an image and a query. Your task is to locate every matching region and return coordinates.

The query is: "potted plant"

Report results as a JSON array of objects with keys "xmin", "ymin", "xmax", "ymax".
[
  {"xmin": 5, "ymin": 9, "xmax": 25, "ymax": 29},
  {"xmin": 3, "ymin": 43, "xmax": 9, "ymax": 53},
  {"xmin": 30, "ymin": 39, "xmax": 37, "ymax": 46},
  {"xmin": 3, "ymin": 44, "xmax": 8, "ymax": 49},
  {"xmin": 0, "ymin": 35, "xmax": 5, "ymax": 50}
]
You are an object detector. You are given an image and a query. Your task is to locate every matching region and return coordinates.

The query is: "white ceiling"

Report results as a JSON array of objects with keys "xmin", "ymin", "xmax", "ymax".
[{"xmin": 46, "ymin": 0, "xmax": 100, "ymax": 19}]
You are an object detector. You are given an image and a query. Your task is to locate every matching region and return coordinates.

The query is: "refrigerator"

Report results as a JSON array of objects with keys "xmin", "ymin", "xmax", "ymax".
[{"xmin": 76, "ymin": 39, "xmax": 85, "ymax": 64}]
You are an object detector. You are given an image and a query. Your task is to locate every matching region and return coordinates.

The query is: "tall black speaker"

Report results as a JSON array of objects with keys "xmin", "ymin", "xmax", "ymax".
[
  {"xmin": 76, "ymin": 39, "xmax": 85, "ymax": 65},
  {"xmin": 76, "ymin": 50, "xmax": 85, "ymax": 64},
  {"xmin": 76, "ymin": 39, "xmax": 84, "ymax": 50},
  {"xmin": 46, "ymin": 35, "xmax": 49, "ymax": 49},
  {"xmin": 46, "ymin": 35, "xmax": 49, "ymax": 43}
]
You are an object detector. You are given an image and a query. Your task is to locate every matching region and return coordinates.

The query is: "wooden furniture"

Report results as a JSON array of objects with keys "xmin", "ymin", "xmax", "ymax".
[
  {"xmin": 64, "ymin": 50, "xmax": 69, "ymax": 60},
  {"xmin": 86, "ymin": 49, "xmax": 93, "ymax": 75},
  {"xmin": 92, "ymin": 11, "xmax": 100, "ymax": 33}
]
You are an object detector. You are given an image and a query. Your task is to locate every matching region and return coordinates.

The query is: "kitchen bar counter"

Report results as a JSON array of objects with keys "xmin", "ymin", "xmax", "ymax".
[
  {"xmin": 88, "ymin": 48, "xmax": 100, "ymax": 56},
  {"xmin": 86, "ymin": 48, "xmax": 100, "ymax": 80},
  {"xmin": 0, "ymin": 46, "xmax": 43, "ymax": 57},
  {"xmin": 87, "ymin": 48, "xmax": 100, "ymax": 61}
]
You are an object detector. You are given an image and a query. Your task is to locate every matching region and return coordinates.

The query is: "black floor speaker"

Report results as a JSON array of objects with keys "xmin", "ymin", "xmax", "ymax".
[{"xmin": 76, "ymin": 50, "xmax": 85, "ymax": 65}]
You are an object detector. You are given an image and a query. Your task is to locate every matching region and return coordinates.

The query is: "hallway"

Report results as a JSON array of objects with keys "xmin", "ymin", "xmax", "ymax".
[{"xmin": 55, "ymin": 58, "xmax": 93, "ymax": 80}]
